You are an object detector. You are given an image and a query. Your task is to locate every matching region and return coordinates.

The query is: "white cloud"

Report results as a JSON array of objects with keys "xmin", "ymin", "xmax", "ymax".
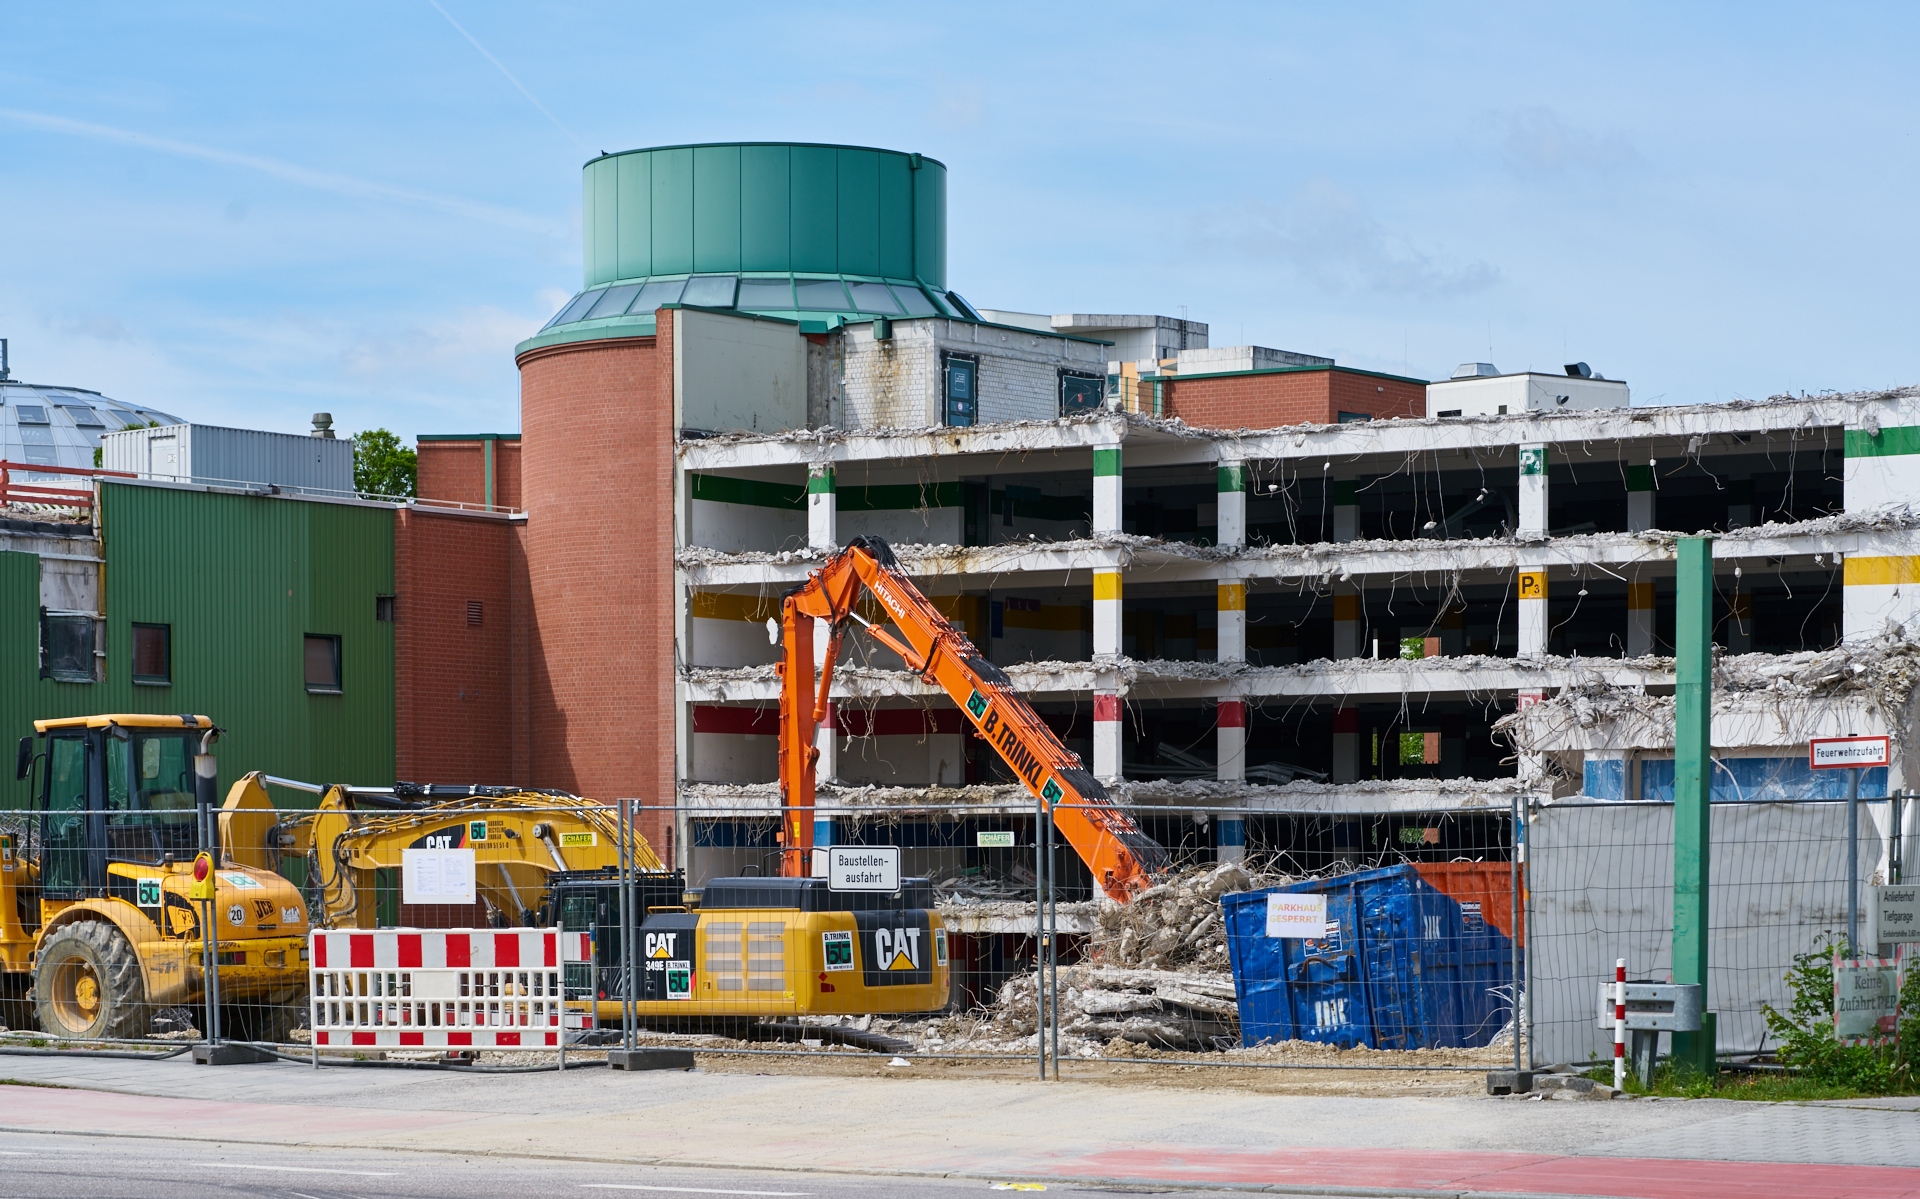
[
  {"xmin": 1190, "ymin": 179, "xmax": 1500, "ymax": 298},
  {"xmin": 1501, "ymin": 107, "xmax": 1640, "ymax": 176},
  {"xmin": 337, "ymin": 306, "xmax": 544, "ymax": 387}
]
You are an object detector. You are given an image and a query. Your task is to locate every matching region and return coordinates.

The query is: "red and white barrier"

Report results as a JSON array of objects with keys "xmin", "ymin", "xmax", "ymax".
[
  {"xmin": 309, "ymin": 928, "xmax": 592, "ymax": 1049},
  {"xmin": 1613, "ymin": 958, "xmax": 1626, "ymax": 1090}
]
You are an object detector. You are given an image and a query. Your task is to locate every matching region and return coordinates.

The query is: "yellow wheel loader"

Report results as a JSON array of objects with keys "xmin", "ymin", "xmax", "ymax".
[{"xmin": 2, "ymin": 716, "xmax": 309, "ymax": 1042}]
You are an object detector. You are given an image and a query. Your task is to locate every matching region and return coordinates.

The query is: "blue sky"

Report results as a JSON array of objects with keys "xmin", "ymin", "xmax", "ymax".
[{"xmin": 3, "ymin": 3, "xmax": 1915, "ymax": 443}]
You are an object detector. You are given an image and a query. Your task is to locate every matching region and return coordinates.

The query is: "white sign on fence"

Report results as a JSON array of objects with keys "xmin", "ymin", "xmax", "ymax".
[
  {"xmin": 1834, "ymin": 955, "xmax": 1901, "ymax": 1045},
  {"xmin": 1265, "ymin": 892, "xmax": 1328, "ymax": 938},
  {"xmin": 1809, "ymin": 736, "xmax": 1891, "ymax": 769},
  {"xmin": 1868, "ymin": 885, "xmax": 1920, "ymax": 944},
  {"xmin": 976, "ymin": 831, "xmax": 1016, "ymax": 848},
  {"xmin": 402, "ymin": 848, "xmax": 476, "ymax": 905},
  {"xmin": 827, "ymin": 845, "xmax": 900, "ymax": 892}
]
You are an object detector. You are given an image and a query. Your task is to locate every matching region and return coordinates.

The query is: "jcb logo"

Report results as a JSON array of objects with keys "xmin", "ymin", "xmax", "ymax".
[
  {"xmin": 644, "ymin": 931, "xmax": 679, "ymax": 960},
  {"xmin": 254, "ymin": 900, "xmax": 274, "ymax": 921},
  {"xmin": 873, "ymin": 926, "xmax": 922, "ymax": 971}
]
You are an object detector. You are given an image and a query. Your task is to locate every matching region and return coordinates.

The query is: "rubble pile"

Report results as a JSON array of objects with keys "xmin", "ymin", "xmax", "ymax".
[{"xmin": 1092, "ymin": 861, "xmax": 1273, "ymax": 971}]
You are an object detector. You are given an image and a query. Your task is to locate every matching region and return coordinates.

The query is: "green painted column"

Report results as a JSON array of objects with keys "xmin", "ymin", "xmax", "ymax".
[{"xmin": 1672, "ymin": 535, "xmax": 1717, "ymax": 1075}]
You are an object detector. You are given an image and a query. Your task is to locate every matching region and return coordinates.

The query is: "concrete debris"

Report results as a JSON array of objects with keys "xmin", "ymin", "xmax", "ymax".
[
  {"xmin": 677, "ymin": 410, "xmax": 1122, "ymax": 451},
  {"xmin": 1501, "ymin": 628, "xmax": 1920, "ymax": 760},
  {"xmin": 1091, "ymin": 862, "xmax": 1279, "ymax": 971},
  {"xmin": 876, "ymin": 965, "xmax": 1243, "ymax": 1054},
  {"xmin": 0, "ymin": 504, "xmax": 90, "ymax": 524}
]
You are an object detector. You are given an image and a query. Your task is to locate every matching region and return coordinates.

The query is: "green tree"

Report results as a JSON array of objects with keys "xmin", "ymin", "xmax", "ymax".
[{"xmin": 352, "ymin": 429, "xmax": 417, "ymax": 498}]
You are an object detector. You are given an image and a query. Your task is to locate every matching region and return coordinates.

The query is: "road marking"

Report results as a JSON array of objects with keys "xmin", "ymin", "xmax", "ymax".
[
  {"xmin": 191, "ymin": 1163, "xmax": 397, "ymax": 1177},
  {"xmin": 288, "ymin": 1192, "xmax": 329, "ymax": 1199},
  {"xmin": 581, "ymin": 1186, "xmax": 811, "ymax": 1197}
]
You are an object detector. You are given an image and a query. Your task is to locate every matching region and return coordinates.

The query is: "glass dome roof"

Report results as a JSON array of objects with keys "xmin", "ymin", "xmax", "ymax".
[
  {"xmin": 534, "ymin": 273, "xmax": 983, "ymax": 339},
  {"xmin": 0, "ymin": 383, "xmax": 184, "ymax": 475}
]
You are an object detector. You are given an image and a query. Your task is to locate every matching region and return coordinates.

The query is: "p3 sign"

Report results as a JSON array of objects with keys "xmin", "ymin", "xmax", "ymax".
[{"xmin": 855, "ymin": 911, "xmax": 933, "ymax": 987}]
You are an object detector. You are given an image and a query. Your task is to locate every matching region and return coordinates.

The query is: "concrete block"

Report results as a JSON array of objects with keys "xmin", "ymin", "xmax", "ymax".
[
  {"xmin": 192, "ymin": 1042, "xmax": 280, "ymax": 1066},
  {"xmin": 608, "ymin": 1047, "xmax": 696, "ymax": 1071},
  {"xmin": 1486, "ymin": 1069, "xmax": 1533, "ymax": 1095}
]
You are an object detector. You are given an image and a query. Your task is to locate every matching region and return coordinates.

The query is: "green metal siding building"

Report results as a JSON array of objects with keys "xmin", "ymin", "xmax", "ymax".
[{"xmin": 1, "ymin": 481, "xmax": 395, "ymax": 806}]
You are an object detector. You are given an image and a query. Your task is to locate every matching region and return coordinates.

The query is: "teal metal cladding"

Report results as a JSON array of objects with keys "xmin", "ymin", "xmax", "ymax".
[
  {"xmin": 0, "ymin": 483, "xmax": 395, "ymax": 807},
  {"xmin": 583, "ymin": 142, "xmax": 947, "ymax": 292}
]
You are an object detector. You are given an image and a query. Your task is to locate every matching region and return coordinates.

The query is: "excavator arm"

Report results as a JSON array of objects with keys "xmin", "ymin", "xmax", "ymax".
[{"xmin": 777, "ymin": 536, "xmax": 1169, "ymax": 901}]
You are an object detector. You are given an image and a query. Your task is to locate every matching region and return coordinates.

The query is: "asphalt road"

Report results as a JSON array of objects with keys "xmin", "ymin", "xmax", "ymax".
[{"xmin": 0, "ymin": 1130, "xmax": 1216, "ymax": 1199}]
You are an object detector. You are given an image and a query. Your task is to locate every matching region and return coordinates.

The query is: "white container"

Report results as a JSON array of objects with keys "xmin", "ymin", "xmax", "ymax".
[{"xmin": 101, "ymin": 424, "xmax": 355, "ymax": 493}]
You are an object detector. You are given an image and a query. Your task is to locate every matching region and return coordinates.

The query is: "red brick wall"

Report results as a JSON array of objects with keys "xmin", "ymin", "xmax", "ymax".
[
  {"xmin": 418, "ymin": 439, "xmax": 523, "ymax": 510},
  {"xmin": 515, "ymin": 321, "xmax": 676, "ymax": 861},
  {"xmin": 1166, "ymin": 369, "xmax": 1425, "ymax": 429},
  {"xmin": 393, "ymin": 508, "xmax": 522, "ymax": 786}
]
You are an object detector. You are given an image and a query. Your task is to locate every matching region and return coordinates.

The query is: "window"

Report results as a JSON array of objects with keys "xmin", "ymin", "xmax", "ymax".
[
  {"xmin": 131, "ymin": 623, "xmax": 171, "ymax": 685},
  {"xmin": 62, "ymin": 406, "xmax": 103, "ymax": 427},
  {"xmin": 846, "ymin": 282, "xmax": 902, "ymax": 314},
  {"xmin": 40, "ymin": 612, "xmax": 95, "ymax": 682},
  {"xmin": 1437, "ymin": 409, "xmax": 1462, "ymax": 418},
  {"xmin": 735, "ymin": 278, "xmax": 794, "ymax": 310},
  {"xmin": 794, "ymin": 278, "xmax": 851, "ymax": 311},
  {"xmin": 679, "ymin": 275, "xmax": 737, "ymax": 308},
  {"xmin": 1059, "ymin": 371, "xmax": 1104, "ymax": 415},
  {"xmin": 542, "ymin": 289, "xmax": 605, "ymax": 330},
  {"xmin": 890, "ymin": 285, "xmax": 939, "ymax": 317},
  {"xmin": 15, "ymin": 405, "xmax": 48, "ymax": 424},
  {"xmin": 583, "ymin": 283, "xmax": 642, "ymax": 320},
  {"xmin": 466, "ymin": 600, "xmax": 483, "ymax": 626},
  {"xmin": 375, "ymin": 595, "xmax": 395, "ymax": 622},
  {"xmin": 943, "ymin": 353, "xmax": 978, "ymax": 428},
  {"xmin": 1336, "ymin": 411, "xmax": 1373, "ymax": 423},
  {"xmin": 304, "ymin": 634, "xmax": 342, "ymax": 693},
  {"xmin": 633, "ymin": 278, "xmax": 688, "ymax": 312}
]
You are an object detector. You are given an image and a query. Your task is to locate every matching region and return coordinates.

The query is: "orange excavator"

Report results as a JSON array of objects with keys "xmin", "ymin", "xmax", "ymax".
[{"xmin": 776, "ymin": 536, "xmax": 1169, "ymax": 901}]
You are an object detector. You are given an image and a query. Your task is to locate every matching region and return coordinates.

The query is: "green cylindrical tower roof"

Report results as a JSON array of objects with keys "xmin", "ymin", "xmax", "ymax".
[{"xmin": 582, "ymin": 142, "xmax": 946, "ymax": 291}]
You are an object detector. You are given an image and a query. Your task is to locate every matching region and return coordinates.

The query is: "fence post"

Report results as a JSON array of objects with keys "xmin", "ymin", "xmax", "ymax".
[
  {"xmin": 1510, "ymin": 793, "xmax": 1523, "ymax": 1075},
  {"xmin": 1048, "ymin": 800, "xmax": 1059, "ymax": 1078},
  {"xmin": 1672, "ymin": 535, "xmax": 1715, "ymax": 1077},
  {"xmin": 1034, "ymin": 793, "xmax": 1046, "ymax": 1080}
]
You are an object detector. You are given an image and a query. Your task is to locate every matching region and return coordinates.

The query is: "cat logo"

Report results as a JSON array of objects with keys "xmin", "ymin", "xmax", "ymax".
[
  {"xmin": 873, "ymin": 926, "xmax": 922, "ymax": 971},
  {"xmin": 644, "ymin": 931, "xmax": 680, "ymax": 960}
]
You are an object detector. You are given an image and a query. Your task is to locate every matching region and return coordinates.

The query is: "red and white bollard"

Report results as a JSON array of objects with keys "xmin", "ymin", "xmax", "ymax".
[{"xmin": 1613, "ymin": 959, "xmax": 1627, "ymax": 1090}]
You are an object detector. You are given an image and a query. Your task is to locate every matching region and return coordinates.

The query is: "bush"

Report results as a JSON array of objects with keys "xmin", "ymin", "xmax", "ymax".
[{"xmin": 1761, "ymin": 932, "xmax": 1920, "ymax": 1093}]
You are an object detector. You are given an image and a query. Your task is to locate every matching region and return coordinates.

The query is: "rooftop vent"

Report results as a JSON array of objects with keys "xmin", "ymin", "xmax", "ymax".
[
  {"xmin": 1451, "ymin": 363, "xmax": 1500, "ymax": 379},
  {"xmin": 311, "ymin": 412, "xmax": 335, "ymax": 439},
  {"xmin": 1562, "ymin": 361, "xmax": 1608, "ymax": 379}
]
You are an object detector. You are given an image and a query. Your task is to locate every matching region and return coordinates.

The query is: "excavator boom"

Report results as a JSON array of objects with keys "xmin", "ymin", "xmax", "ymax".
[{"xmin": 778, "ymin": 537, "xmax": 1169, "ymax": 901}]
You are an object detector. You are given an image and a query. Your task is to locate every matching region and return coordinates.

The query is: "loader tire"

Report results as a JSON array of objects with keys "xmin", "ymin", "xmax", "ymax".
[{"xmin": 34, "ymin": 922, "xmax": 148, "ymax": 1040}]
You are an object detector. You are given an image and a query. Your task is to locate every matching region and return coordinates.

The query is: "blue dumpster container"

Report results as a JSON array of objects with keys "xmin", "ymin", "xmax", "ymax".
[{"xmin": 1222, "ymin": 863, "xmax": 1520, "ymax": 1050}]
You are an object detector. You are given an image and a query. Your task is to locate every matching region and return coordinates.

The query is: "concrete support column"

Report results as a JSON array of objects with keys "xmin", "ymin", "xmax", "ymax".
[
  {"xmin": 808, "ymin": 464, "xmax": 836, "ymax": 549},
  {"xmin": 1216, "ymin": 814, "xmax": 1246, "ymax": 865},
  {"xmin": 1332, "ymin": 706, "xmax": 1359, "ymax": 784},
  {"xmin": 1627, "ymin": 580, "xmax": 1655, "ymax": 657},
  {"xmin": 1627, "ymin": 463, "xmax": 1655, "ymax": 533},
  {"xmin": 1333, "ymin": 589, "xmax": 1362, "ymax": 658},
  {"xmin": 1093, "ymin": 446, "xmax": 1123, "ymax": 534},
  {"xmin": 1217, "ymin": 581, "xmax": 1246, "ymax": 663},
  {"xmin": 1727, "ymin": 588, "xmax": 1753, "ymax": 653},
  {"xmin": 1094, "ymin": 692, "xmax": 1123, "ymax": 783},
  {"xmin": 1217, "ymin": 461, "xmax": 1246, "ymax": 547},
  {"xmin": 812, "ymin": 812, "xmax": 835, "ymax": 876},
  {"xmin": 815, "ymin": 699, "xmax": 837, "ymax": 784},
  {"xmin": 1217, "ymin": 699, "xmax": 1246, "ymax": 782},
  {"xmin": 1331, "ymin": 479, "xmax": 1359, "ymax": 541},
  {"xmin": 1094, "ymin": 569, "xmax": 1122, "ymax": 656},
  {"xmin": 1518, "ymin": 444, "xmax": 1548, "ymax": 536},
  {"xmin": 1518, "ymin": 569, "xmax": 1547, "ymax": 658}
]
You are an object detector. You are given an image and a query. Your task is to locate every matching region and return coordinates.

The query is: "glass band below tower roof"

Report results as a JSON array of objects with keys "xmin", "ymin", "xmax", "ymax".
[{"xmin": 534, "ymin": 272, "xmax": 962, "ymax": 337}]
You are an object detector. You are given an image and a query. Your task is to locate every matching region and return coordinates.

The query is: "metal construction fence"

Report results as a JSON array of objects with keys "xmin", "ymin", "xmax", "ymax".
[{"xmin": 0, "ymin": 790, "xmax": 1902, "ymax": 1078}]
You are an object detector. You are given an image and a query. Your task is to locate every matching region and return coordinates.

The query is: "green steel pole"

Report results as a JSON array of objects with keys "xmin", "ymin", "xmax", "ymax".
[{"xmin": 1672, "ymin": 536, "xmax": 1715, "ymax": 1075}]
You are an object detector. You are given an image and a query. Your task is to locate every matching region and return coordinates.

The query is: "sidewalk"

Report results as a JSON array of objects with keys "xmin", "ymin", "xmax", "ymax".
[{"xmin": 0, "ymin": 1052, "xmax": 1914, "ymax": 1198}]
